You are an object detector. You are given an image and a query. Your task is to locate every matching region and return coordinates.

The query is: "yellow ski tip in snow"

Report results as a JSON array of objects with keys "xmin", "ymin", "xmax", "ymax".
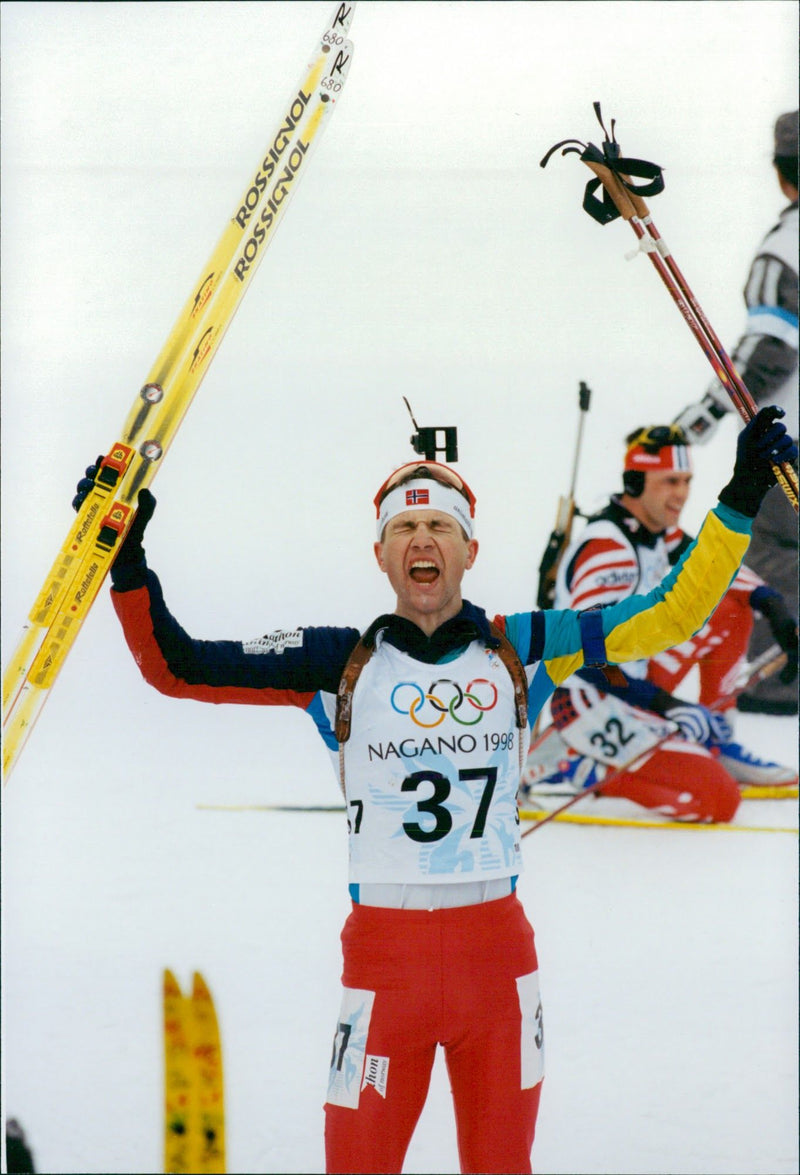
[
  {"xmin": 739, "ymin": 784, "xmax": 797, "ymax": 800},
  {"xmin": 164, "ymin": 969, "xmax": 225, "ymax": 1174},
  {"xmin": 519, "ymin": 808, "xmax": 798, "ymax": 833}
]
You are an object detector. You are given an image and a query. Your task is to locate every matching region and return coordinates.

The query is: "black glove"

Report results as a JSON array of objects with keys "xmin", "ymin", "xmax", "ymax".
[
  {"xmin": 72, "ymin": 455, "xmax": 105, "ymax": 512},
  {"xmin": 113, "ymin": 488, "xmax": 156, "ymax": 569},
  {"xmin": 750, "ymin": 586, "xmax": 799, "ymax": 684},
  {"xmin": 72, "ymin": 460, "xmax": 155, "ymax": 588},
  {"xmin": 718, "ymin": 407, "xmax": 798, "ymax": 518}
]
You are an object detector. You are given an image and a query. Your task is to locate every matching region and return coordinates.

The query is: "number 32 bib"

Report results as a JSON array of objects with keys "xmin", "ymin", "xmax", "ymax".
[{"xmin": 339, "ymin": 638, "xmax": 524, "ymax": 886}]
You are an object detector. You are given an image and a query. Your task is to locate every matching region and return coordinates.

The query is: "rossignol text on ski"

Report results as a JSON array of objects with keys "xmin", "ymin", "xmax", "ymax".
[{"xmin": 2, "ymin": 3, "xmax": 355, "ymax": 779}]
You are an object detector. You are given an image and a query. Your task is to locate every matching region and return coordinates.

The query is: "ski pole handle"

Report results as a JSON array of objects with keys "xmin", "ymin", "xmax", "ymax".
[{"xmin": 582, "ymin": 158, "xmax": 638, "ymax": 220}]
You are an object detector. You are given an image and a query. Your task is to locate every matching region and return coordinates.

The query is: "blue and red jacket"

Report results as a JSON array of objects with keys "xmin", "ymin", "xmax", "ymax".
[{"xmin": 110, "ymin": 502, "xmax": 753, "ymax": 747}]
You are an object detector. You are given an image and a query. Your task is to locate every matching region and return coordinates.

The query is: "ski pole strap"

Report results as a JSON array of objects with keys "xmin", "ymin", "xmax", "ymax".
[
  {"xmin": 580, "ymin": 148, "xmax": 664, "ymax": 225},
  {"xmin": 488, "ymin": 622, "xmax": 529, "ymax": 733},
  {"xmin": 335, "ymin": 636, "xmax": 374, "ymax": 744},
  {"xmin": 578, "ymin": 607, "xmax": 628, "ymax": 687},
  {"xmin": 540, "ymin": 102, "xmax": 665, "ymax": 226}
]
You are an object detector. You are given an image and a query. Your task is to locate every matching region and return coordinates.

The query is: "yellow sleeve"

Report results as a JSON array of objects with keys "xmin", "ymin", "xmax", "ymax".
[
  {"xmin": 541, "ymin": 505, "xmax": 751, "ymax": 687},
  {"xmin": 605, "ymin": 508, "xmax": 750, "ymax": 664}
]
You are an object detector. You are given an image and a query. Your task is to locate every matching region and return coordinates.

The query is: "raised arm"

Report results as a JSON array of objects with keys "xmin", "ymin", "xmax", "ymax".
[
  {"xmin": 70, "ymin": 477, "xmax": 360, "ymax": 706},
  {"xmin": 502, "ymin": 409, "xmax": 796, "ymax": 689}
]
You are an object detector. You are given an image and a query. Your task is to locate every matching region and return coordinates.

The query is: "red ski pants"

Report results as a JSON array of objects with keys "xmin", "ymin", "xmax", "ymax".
[
  {"xmin": 324, "ymin": 893, "xmax": 543, "ymax": 1175},
  {"xmin": 600, "ymin": 738, "xmax": 741, "ymax": 822},
  {"xmin": 598, "ymin": 591, "xmax": 753, "ymax": 821}
]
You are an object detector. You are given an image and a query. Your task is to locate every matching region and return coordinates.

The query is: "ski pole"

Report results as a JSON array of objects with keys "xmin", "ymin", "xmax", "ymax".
[
  {"xmin": 577, "ymin": 112, "xmax": 755, "ymax": 423},
  {"xmin": 521, "ymin": 642, "xmax": 788, "ymax": 837},
  {"xmin": 587, "ymin": 166, "xmax": 797, "ymax": 508},
  {"xmin": 541, "ymin": 104, "xmax": 799, "ymax": 513}
]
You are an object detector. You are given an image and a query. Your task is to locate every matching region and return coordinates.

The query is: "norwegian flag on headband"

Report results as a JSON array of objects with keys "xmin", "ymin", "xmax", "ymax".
[{"xmin": 405, "ymin": 488, "xmax": 430, "ymax": 506}]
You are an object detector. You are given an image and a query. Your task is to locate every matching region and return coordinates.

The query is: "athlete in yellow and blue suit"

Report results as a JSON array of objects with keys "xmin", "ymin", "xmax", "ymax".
[{"xmin": 78, "ymin": 406, "xmax": 794, "ymax": 1174}]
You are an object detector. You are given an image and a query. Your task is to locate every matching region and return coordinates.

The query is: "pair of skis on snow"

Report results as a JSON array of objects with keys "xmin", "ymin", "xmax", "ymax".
[
  {"xmin": 2, "ymin": 2, "xmax": 356, "ymax": 780},
  {"xmin": 163, "ymin": 970, "xmax": 224, "ymax": 1175}
]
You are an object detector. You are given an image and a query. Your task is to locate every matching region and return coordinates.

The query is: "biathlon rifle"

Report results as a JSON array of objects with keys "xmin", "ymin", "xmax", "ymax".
[
  {"xmin": 536, "ymin": 381, "xmax": 592, "ymax": 609},
  {"xmin": 402, "ymin": 397, "xmax": 458, "ymax": 463}
]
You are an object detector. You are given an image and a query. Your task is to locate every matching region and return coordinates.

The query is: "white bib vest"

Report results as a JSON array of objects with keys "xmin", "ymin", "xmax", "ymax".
[{"xmin": 335, "ymin": 636, "xmax": 525, "ymax": 886}]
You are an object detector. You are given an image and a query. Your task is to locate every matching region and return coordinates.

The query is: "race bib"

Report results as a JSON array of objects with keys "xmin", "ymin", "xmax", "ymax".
[
  {"xmin": 561, "ymin": 694, "xmax": 676, "ymax": 768},
  {"xmin": 341, "ymin": 640, "xmax": 523, "ymax": 885},
  {"xmin": 516, "ymin": 970, "xmax": 545, "ymax": 1089},
  {"xmin": 326, "ymin": 987, "xmax": 375, "ymax": 1109}
]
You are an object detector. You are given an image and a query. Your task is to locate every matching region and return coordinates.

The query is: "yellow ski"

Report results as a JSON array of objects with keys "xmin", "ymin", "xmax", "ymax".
[
  {"xmin": 163, "ymin": 969, "xmax": 226, "ymax": 1174},
  {"xmin": 163, "ymin": 969, "xmax": 195, "ymax": 1175},
  {"xmin": 3, "ymin": 4, "xmax": 355, "ymax": 780},
  {"xmin": 520, "ymin": 808, "xmax": 797, "ymax": 833},
  {"xmin": 189, "ymin": 973, "xmax": 226, "ymax": 1174}
]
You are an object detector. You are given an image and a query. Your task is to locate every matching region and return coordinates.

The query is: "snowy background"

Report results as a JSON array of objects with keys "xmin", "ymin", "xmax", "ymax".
[{"xmin": 2, "ymin": 2, "xmax": 798, "ymax": 1172}]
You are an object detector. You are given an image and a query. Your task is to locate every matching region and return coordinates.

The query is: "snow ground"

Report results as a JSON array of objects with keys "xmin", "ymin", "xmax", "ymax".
[
  {"xmin": 2, "ymin": 3, "xmax": 798, "ymax": 1173},
  {"xmin": 2, "ymin": 712, "xmax": 797, "ymax": 1175}
]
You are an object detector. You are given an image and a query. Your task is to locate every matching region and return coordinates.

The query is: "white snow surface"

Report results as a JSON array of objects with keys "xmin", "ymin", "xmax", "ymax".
[{"xmin": 1, "ymin": 3, "xmax": 798, "ymax": 1173}]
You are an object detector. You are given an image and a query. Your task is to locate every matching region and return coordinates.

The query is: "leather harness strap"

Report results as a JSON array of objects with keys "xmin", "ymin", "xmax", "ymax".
[
  {"xmin": 335, "ymin": 637, "xmax": 375, "ymax": 744},
  {"xmin": 488, "ymin": 622, "xmax": 529, "ymax": 734}
]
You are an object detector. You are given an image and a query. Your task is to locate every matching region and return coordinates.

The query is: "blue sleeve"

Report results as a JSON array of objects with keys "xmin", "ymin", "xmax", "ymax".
[{"xmin": 113, "ymin": 568, "xmax": 361, "ymax": 700}]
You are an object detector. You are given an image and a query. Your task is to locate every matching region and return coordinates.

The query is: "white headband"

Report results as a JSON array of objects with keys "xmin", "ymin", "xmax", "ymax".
[{"xmin": 376, "ymin": 478, "xmax": 475, "ymax": 540}]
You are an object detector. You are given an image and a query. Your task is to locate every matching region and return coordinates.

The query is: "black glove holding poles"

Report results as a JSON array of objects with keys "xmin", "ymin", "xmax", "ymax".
[
  {"xmin": 717, "ymin": 406, "xmax": 797, "ymax": 518},
  {"xmin": 715, "ymin": 407, "xmax": 798, "ymax": 685},
  {"xmin": 73, "ymin": 459, "xmax": 156, "ymax": 591}
]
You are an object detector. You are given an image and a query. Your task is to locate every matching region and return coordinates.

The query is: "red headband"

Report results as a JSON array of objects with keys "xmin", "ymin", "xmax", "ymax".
[{"xmin": 624, "ymin": 443, "xmax": 692, "ymax": 473}]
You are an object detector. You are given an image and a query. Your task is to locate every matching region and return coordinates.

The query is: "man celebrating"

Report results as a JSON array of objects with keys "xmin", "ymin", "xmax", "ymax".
[
  {"xmin": 522, "ymin": 422, "xmax": 798, "ymax": 824},
  {"xmin": 76, "ymin": 407, "xmax": 794, "ymax": 1174}
]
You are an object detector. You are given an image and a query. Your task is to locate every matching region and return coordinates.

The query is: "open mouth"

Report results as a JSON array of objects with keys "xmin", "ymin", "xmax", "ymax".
[{"xmin": 409, "ymin": 560, "xmax": 440, "ymax": 584}]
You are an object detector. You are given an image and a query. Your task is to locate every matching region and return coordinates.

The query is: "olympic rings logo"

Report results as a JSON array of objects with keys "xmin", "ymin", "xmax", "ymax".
[{"xmin": 390, "ymin": 679, "xmax": 499, "ymax": 727}]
